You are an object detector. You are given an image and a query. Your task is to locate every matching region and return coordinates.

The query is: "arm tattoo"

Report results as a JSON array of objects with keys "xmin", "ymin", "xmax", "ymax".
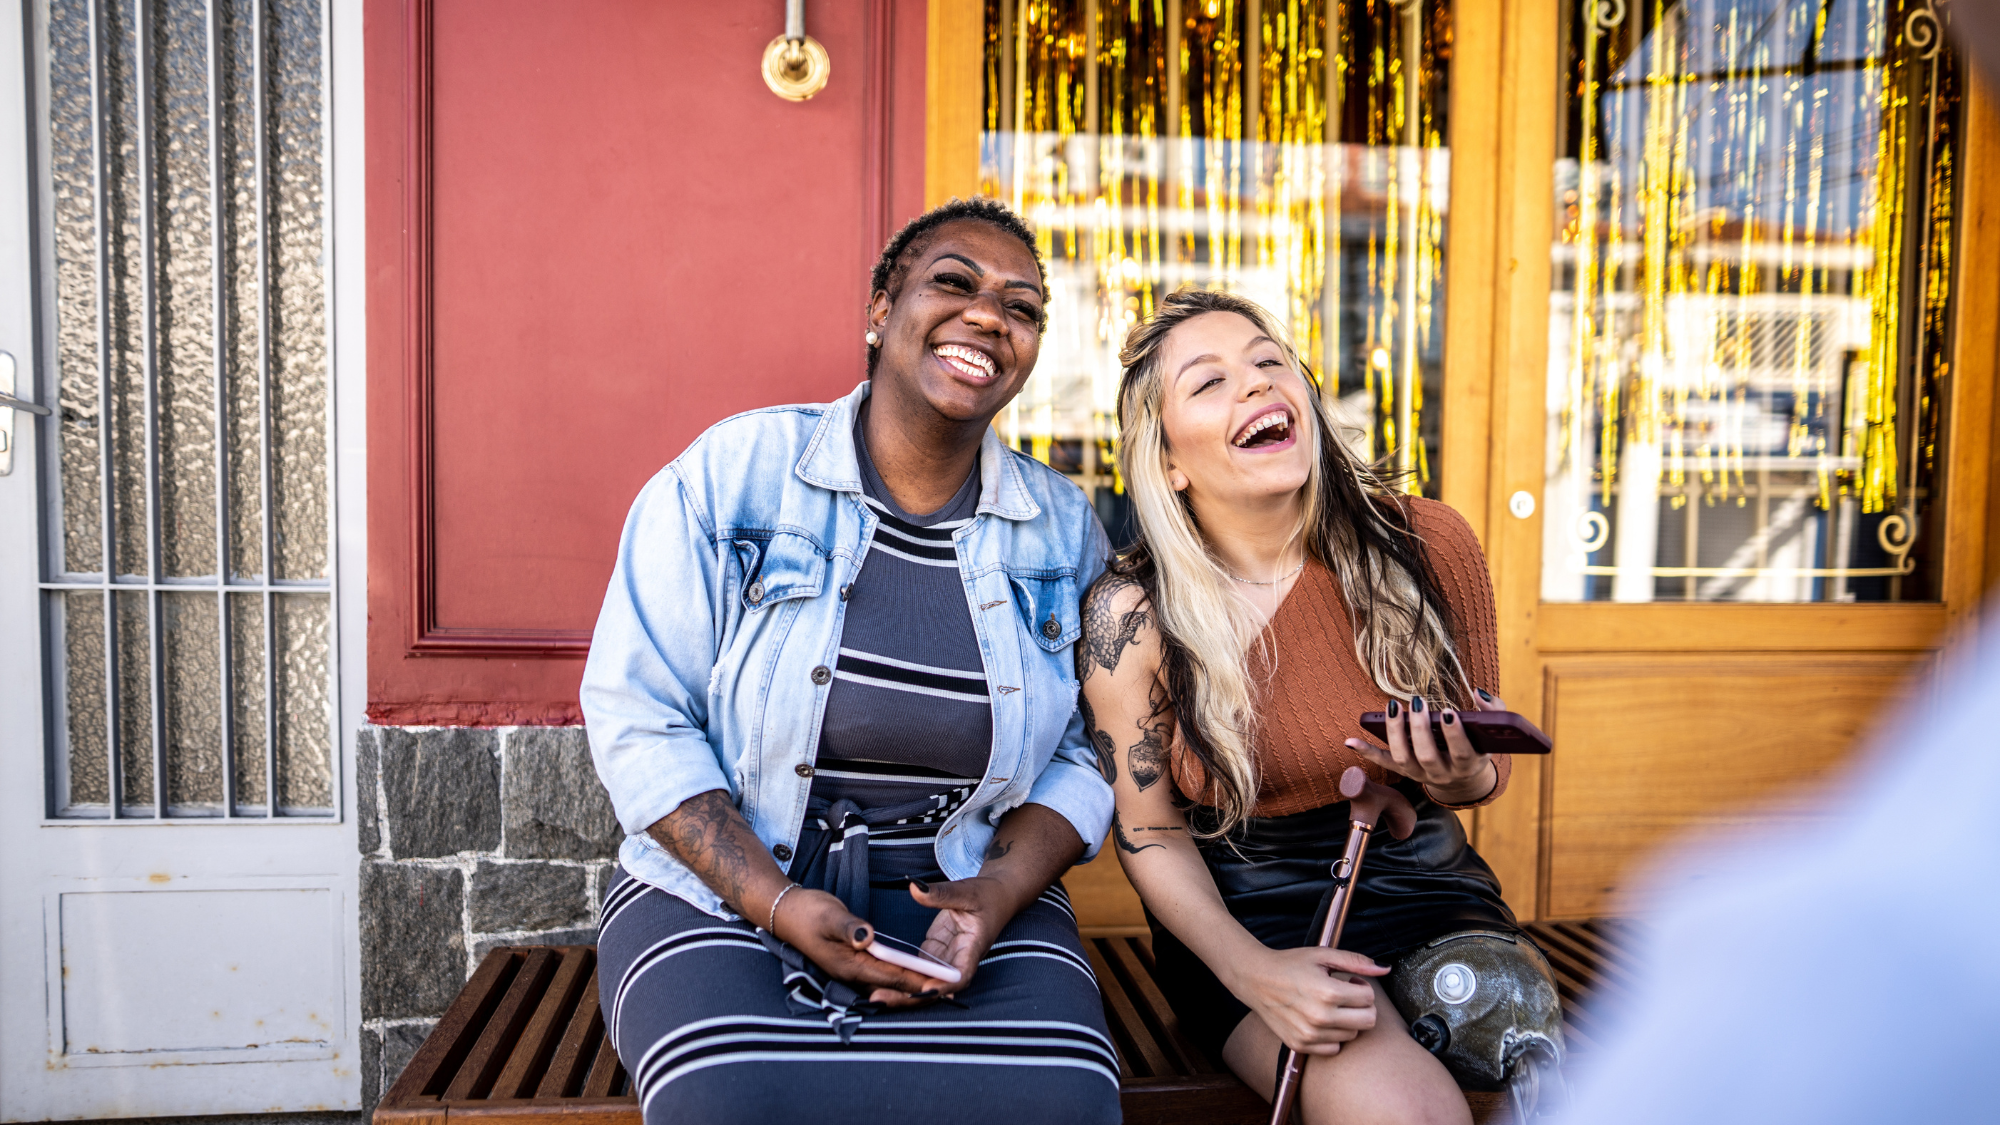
[
  {"xmin": 1128, "ymin": 684, "xmax": 1172, "ymax": 792},
  {"xmin": 1112, "ymin": 813, "xmax": 1164, "ymax": 855},
  {"xmin": 1079, "ymin": 695, "xmax": 1118, "ymax": 784},
  {"xmin": 983, "ymin": 839, "xmax": 1013, "ymax": 862},
  {"xmin": 653, "ymin": 789, "xmax": 756, "ymax": 910},
  {"xmin": 1082, "ymin": 578, "xmax": 1149, "ymax": 676}
]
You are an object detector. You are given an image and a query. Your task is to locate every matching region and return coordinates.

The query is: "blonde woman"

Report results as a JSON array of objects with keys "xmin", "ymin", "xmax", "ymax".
[{"xmin": 1078, "ymin": 288, "xmax": 1563, "ymax": 1124}]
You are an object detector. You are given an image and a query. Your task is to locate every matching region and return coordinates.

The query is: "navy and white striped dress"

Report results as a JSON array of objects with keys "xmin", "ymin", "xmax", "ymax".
[{"xmin": 596, "ymin": 422, "xmax": 1121, "ymax": 1125}]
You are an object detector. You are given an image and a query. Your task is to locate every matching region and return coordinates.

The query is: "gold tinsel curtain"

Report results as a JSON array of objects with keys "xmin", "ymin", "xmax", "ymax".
[
  {"xmin": 1545, "ymin": 0, "xmax": 1959, "ymax": 603},
  {"xmin": 981, "ymin": 0, "xmax": 1451, "ymax": 497}
]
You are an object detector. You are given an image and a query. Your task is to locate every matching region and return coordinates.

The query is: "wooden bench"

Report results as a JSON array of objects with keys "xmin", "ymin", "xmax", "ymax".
[{"xmin": 374, "ymin": 919, "xmax": 1634, "ymax": 1125}]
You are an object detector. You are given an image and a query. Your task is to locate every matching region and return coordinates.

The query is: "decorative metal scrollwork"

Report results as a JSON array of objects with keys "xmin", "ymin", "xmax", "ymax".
[
  {"xmin": 1905, "ymin": 1, "xmax": 1942, "ymax": 61},
  {"xmin": 1574, "ymin": 511, "xmax": 1610, "ymax": 554},
  {"xmin": 1877, "ymin": 510, "xmax": 1919, "ymax": 575},
  {"xmin": 1592, "ymin": 0, "xmax": 1627, "ymax": 31}
]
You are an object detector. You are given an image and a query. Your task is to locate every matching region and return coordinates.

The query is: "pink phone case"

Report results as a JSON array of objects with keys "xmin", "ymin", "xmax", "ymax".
[{"xmin": 1357, "ymin": 709, "xmax": 1553, "ymax": 754}]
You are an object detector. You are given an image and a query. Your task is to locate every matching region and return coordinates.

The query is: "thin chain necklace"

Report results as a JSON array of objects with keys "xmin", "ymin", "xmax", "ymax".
[{"xmin": 1225, "ymin": 559, "xmax": 1305, "ymax": 586}]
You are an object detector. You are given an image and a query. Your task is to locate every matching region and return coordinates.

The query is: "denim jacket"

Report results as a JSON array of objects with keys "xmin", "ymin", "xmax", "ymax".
[{"xmin": 581, "ymin": 382, "xmax": 1114, "ymax": 917}]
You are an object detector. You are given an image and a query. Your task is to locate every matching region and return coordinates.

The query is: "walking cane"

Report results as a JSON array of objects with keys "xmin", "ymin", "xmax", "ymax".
[{"xmin": 1267, "ymin": 766, "xmax": 1417, "ymax": 1125}]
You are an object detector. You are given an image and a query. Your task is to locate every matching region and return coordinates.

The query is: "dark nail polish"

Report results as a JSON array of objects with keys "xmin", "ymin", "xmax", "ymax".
[
  {"xmin": 1387, "ymin": 699, "xmax": 1400, "ymax": 718},
  {"xmin": 1476, "ymin": 688, "xmax": 1495, "ymax": 702},
  {"xmin": 1411, "ymin": 695, "xmax": 1425, "ymax": 713},
  {"xmin": 1442, "ymin": 712, "xmax": 1456, "ymax": 726},
  {"xmin": 912, "ymin": 989, "xmax": 939, "ymax": 999},
  {"xmin": 910, "ymin": 879, "xmax": 931, "ymax": 894},
  {"xmin": 854, "ymin": 927, "xmax": 871, "ymax": 943}
]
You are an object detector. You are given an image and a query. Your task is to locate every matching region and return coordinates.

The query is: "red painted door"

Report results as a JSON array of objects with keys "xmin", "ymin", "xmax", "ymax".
[{"xmin": 367, "ymin": 0, "xmax": 928, "ymax": 722}]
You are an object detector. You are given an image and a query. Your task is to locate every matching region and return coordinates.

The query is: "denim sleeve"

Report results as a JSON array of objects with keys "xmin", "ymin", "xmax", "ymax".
[
  {"xmin": 1027, "ymin": 513, "xmax": 1115, "ymax": 859},
  {"xmin": 581, "ymin": 467, "xmax": 733, "ymax": 837}
]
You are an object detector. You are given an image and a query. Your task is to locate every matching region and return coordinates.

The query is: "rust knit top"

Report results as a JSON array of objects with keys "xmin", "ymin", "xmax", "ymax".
[{"xmin": 1169, "ymin": 497, "xmax": 1509, "ymax": 817}]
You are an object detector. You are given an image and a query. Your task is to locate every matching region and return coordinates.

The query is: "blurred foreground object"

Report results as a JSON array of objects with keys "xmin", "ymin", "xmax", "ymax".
[{"xmin": 1558, "ymin": 624, "xmax": 2000, "ymax": 1124}]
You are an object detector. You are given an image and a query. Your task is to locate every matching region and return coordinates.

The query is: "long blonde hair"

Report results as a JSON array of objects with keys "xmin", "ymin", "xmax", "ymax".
[{"xmin": 1110, "ymin": 288, "xmax": 1470, "ymax": 835}]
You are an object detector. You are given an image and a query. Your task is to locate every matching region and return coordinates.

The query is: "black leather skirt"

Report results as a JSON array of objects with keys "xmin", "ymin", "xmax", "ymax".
[{"xmin": 1148, "ymin": 780, "xmax": 1520, "ymax": 1062}]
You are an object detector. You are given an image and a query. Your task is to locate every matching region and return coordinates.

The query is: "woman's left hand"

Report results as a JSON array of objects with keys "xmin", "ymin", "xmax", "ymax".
[
  {"xmin": 861, "ymin": 877, "xmax": 1016, "ymax": 1006},
  {"xmin": 1344, "ymin": 689, "xmax": 1503, "ymax": 806}
]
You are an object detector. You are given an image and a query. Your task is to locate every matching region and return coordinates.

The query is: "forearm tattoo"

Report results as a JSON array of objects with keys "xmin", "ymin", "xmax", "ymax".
[
  {"xmin": 983, "ymin": 839, "xmax": 1014, "ymax": 862},
  {"xmin": 1112, "ymin": 813, "xmax": 1164, "ymax": 855},
  {"xmin": 1081, "ymin": 577, "xmax": 1148, "ymax": 676},
  {"xmin": 652, "ymin": 789, "xmax": 758, "ymax": 911}
]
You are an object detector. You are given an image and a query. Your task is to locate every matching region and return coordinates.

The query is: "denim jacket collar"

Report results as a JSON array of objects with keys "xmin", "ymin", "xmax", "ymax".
[{"xmin": 793, "ymin": 381, "xmax": 1042, "ymax": 522}]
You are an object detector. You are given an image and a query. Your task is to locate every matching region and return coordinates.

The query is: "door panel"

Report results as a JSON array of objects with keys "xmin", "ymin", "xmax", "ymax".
[{"xmin": 1538, "ymin": 652, "xmax": 1934, "ymax": 918}]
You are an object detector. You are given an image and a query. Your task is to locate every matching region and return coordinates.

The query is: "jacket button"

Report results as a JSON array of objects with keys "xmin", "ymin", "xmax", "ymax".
[
  {"xmin": 838, "ymin": 584, "xmax": 852, "ymax": 601},
  {"xmin": 795, "ymin": 763, "xmax": 814, "ymax": 778},
  {"xmin": 810, "ymin": 665, "xmax": 832, "ymax": 685},
  {"xmin": 746, "ymin": 580, "xmax": 765, "ymax": 605},
  {"xmin": 772, "ymin": 843, "xmax": 793, "ymax": 862},
  {"xmin": 1041, "ymin": 616, "xmax": 1061, "ymax": 640}
]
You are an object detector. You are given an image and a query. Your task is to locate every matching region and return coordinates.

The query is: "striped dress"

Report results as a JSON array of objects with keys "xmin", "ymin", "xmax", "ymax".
[{"xmin": 596, "ymin": 421, "xmax": 1121, "ymax": 1125}]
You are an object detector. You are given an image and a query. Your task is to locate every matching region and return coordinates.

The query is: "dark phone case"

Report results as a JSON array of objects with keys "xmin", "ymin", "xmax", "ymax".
[{"xmin": 1357, "ymin": 709, "xmax": 1553, "ymax": 754}]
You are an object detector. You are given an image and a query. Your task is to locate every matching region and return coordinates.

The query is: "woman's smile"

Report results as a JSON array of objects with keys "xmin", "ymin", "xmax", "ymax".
[
  {"xmin": 933, "ymin": 341, "xmax": 999, "ymax": 383},
  {"xmin": 1230, "ymin": 403, "xmax": 1295, "ymax": 451}
]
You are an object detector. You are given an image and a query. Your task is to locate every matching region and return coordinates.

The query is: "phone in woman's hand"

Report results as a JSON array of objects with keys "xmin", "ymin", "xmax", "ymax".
[
  {"xmin": 863, "ymin": 933, "xmax": 964, "ymax": 984},
  {"xmin": 1358, "ymin": 709, "xmax": 1553, "ymax": 755}
]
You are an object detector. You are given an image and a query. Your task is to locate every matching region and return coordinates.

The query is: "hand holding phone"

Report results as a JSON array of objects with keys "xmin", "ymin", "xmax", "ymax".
[
  {"xmin": 1357, "ymin": 708, "xmax": 1552, "ymax": 755},
  {"xmin": 861, "ymin": 933, "xmax": 963, "ymax": 985}
]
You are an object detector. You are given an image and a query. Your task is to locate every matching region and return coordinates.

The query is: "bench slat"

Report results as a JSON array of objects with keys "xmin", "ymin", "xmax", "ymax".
[
  {"xmin": 492, "ymin": 947, "xmax": 595, "ymax": 1100},
  {"xmin": 535, "ymin": 971, "xmax": 606, "ymax": 1100},
  {"xmin": 384, "ymin": 947, "xmax": 522, "ymax": 1106},
  {"xmin": 581, "ymin": 1018, "xmax": 626, "ymax": 1099},
  {"xmin": 445, "ymin": 948, "xmax": 560, "ymax": 1101},
  {"xmin": 1102, "ymin": 937, "xmax": 1215, "ymax": 1076},
  {"xmin": 1085, "ymin": 939, "xmax": 1162, "ymax": 1077}
]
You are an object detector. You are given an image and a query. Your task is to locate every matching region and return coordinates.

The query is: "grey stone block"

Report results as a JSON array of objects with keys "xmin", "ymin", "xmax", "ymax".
[
  {"xmin": 357, "ymin": 728, "xmax": 379, "ymax": 856},
  {"xmin": 361, "ymin": 1026, "xmax": 380, "ymax": 1110},
  {"xmin": 377, "ymin": 1021, "xmax": 432, "ymax": 1104},
  {"xmin": 503, "ymin": 727, "xmax": 622, "ymax": 860},
  {"xmin": 379, "ymin": 728, "xmax": 502, "ymax": 859},
  {"xmin": 593, "ymin": 862, "xmax": 616, "ymax": 919},
  {"xmin": 469, "ymin": 860, "xmax": 589, "ymax": 933},
  {"xmin": 472, "ymin": 926, "xmax": 601, "ymax": 964},
  {"xmin": 361, "ymin": 862, "xmax": 467, "ymax": 1019}
]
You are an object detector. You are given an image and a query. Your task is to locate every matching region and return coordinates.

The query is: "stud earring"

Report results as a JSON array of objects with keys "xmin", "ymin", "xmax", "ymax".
[
  {"xmin": 1169, "ymin": 471, "xmax": 1189, "ymax": 491},
  {"xmin": 865, "ymin": 330, "xmax": 881, "ymax": 347}
]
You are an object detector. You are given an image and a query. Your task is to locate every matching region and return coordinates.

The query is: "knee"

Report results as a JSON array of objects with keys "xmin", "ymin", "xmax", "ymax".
[{"xmin": 1304, "ymin": 1065, "xmax": 1471, "ymax": 1125}]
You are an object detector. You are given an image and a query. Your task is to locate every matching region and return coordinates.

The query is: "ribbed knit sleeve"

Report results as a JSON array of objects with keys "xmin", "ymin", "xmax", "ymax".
[{"xmin": 1401, "ymin": 497, "xmax": 1509, "ymax": 807}]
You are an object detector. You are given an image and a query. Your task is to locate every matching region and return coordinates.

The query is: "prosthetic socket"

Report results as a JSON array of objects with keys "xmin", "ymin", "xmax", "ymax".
[{"xmin": 1387, "ymin": 929, "xmax": 1567, "ymax": 1116}]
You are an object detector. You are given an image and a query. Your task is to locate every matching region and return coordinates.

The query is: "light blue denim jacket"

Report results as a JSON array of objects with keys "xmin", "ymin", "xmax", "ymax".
[{"xmin": 581, "ymin": 382, "xmax": 1114, "ymax": 917}]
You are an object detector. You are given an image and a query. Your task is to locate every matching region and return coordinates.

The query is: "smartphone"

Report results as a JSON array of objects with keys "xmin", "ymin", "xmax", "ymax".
[
  {"xmin": 1358, "ymin": 708, "xmax": 1553, "ymax": 755},
  {"xmin": 862, "ymin": 933, "xmax": 964, "ymax": 984}
]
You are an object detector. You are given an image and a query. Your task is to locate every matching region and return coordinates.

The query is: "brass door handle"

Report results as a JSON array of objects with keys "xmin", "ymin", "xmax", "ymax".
[{"xmin": 762, "ymin": 0, "xmax": 829, "ymax": 102}]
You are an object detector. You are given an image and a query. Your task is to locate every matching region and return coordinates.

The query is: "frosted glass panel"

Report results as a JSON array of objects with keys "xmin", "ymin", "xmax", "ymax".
[
  {"xmin": 161, "ymin": 593, "xmax": 223, "ymax": 811},
  {"xmin": 269, "ymin": 0, "xmax": 326, "ymax": 582},
  {"xmin": 63, "ymin": 592, "xmax": 109, "ymax": 808},
  {"xmin": 49, "ymin": 0, "xmax": 100, "ymax": 576},
  {"xmin": 115, "ymin": 591, "xmax": 153, "ymax": 808},
  {"xmin": 273, "ymin": 594, "xmax": 330, "ymax": 811},
  {"xmin": 41, "ymin": 0, "xmax": 331, "ymax": 821},
  {"xmin": 105, "ymin": 0, "xmax": 148, "ymax": 578},
  {"xmin": 230, "ymin": 593, "xmax": 266, "ymax": 808}
]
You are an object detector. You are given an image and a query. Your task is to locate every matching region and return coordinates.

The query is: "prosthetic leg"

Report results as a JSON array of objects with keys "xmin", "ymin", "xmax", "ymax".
[
  {"xmin": 1267, "ymin": 767, "xmax": 1417, "ymax": 1125},
  {"xmin": 1386, "ymin": 930, "xmax": 1568, "ymax": 1119}
]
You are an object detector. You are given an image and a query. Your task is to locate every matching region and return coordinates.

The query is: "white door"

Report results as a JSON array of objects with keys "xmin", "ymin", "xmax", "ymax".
[{"xmin": 0, "ymin": 0, "xmax": 359, "ymax": 1118}]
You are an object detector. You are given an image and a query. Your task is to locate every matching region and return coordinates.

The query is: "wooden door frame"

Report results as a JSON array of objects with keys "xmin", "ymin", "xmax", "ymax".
[{"xmin": 1461, "ymin": 0, "xmax": 2000, "ymax": 918}]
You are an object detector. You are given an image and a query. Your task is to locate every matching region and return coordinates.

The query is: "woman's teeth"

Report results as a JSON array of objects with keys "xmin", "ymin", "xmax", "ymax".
[
  {"xmin": 1234, "ymin": 411, "xmax": 1292, "ymax": 447},
  {"xmin": 935, "ymin": 344, "xmax": 997, "ymax": 380}
]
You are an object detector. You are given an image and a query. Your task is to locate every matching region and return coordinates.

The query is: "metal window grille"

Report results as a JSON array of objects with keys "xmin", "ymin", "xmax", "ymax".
[{"xmin": 34, "ymin": 0, "xmax": 334, "ymax": 819}]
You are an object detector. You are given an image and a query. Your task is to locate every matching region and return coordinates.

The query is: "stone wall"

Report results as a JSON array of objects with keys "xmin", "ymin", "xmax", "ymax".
[{"xmin": 356, "ymin": 725, "xmax": 621, "ymax": 1109}]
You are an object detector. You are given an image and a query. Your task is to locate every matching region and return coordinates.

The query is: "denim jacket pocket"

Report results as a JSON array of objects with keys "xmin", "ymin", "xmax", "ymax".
[
  {"xmin": 1007, "ymin": 569, "xmax": 1081, "ymax": 653},
  {"xmin": 730, "ymin": 531, "xmax": 828, "ymax": 610}
]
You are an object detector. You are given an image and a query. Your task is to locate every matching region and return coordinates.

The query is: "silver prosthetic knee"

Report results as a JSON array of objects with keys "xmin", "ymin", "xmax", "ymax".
[{"xmin": 1386, "ymin": 930, "xmax": 1567, "ymax": 1119}]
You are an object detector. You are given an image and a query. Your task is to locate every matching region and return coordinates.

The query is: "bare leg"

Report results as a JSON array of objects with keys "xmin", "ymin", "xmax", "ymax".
[{"xmin": 1221, "ymin": 978, "xmax": 1471, "ymax": 1125}]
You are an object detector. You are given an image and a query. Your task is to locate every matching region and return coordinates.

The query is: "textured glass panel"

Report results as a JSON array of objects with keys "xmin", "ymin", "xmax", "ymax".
[
  {"xmin": 273, "ymin": 593, "xmax": 329, "ymax": 811},
  {"xmin": 220, "ymin": 0, "xmax": 263, "ymax": 579},
  {"xmin": 63, "ymin": 592, "xmax": 110, "ymax": 808},
  {"xmin": 268, "ymin": 0, "xmax": 326, "ymax": 581},
  {"xmin": 229, "ymin": 592, "xmax": 266, "ymax": 807},
  {"xmin": 1542, "ymin": 0, "xmax": 1959, "ymax": 603},
  {"xmin": 50, "ymin": 0, "xmax": 102, "ymax": 575},
  {"xmin": 979, "ymin": 0, "xmax": 1450, "ymax": 512},
  {"xmin": 104, "ymin": 0, "xmax": 147, "ymax": 578},
  {"xmin": 115, "ymin": 590, "xmax": 154, "ymax": 809},
  {"xmin": 155, "ymin": 0, "xmax": 218, "ymax": 578},
  {"xmin": 161, "ymin": 593, "xmax": 223, "ymax": 810}
]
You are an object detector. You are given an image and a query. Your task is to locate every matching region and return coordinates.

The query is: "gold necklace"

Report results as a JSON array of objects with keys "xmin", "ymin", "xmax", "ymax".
[{"xmin": 1224, "ymin": 559, "xmax": 1305, "ymax": 586}]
